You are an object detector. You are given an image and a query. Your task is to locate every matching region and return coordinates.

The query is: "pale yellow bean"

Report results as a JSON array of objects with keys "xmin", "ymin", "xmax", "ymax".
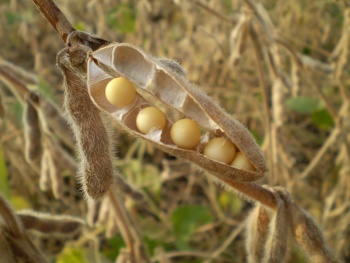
[
  {"xmin": 136, "ymin": 106, "xmax": 166, "ymax": 134},
  {"xmin": 105, "ymin": 77, "xmax": 136, "ymax": 107},
  {"xmin": 231, "ymin": 152, "xmax": 255, "ymax": 171},
  {"xmin": 171, "ymin": 118, "xmax": 200, "ymax": 149},
  {"xmin": 203, "ymin": 137, "xmax": 236, "ymax": 164}
]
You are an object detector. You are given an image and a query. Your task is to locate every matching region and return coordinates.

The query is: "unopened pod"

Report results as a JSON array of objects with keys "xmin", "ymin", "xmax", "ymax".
[{"xmin": 87, "ymin": 43, "xmax": 267, "ymax": 183}]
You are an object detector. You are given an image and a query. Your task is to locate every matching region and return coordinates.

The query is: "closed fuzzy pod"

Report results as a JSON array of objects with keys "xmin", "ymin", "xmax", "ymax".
[
  {"xmin": 17, "ymin": 210, "xmax": 84, "ymax": 238},
  {"xmin": 87, "ymin": 43, "xmax": 267, "ymax": 185},
  {"xmin": 23, "ymin": 91, "xmax": 42, "ymax": 164},
  {"xmin": 45, "ymin": 139, "xmax": 63, "ymax": 199},
  {"xmin": 0, "ymin": 193, "xmax": 47, "ymax": 263},
  {"xmin": 57, "ymin": 46, "xmax": 115, "ymax": 200},
  {"xmin": 261, "ymin": 188, "xmax": 290, "ymax": 263},
  {"xmin": 245, "ymin": 204, "xmax": 270, "ymax": 263}
]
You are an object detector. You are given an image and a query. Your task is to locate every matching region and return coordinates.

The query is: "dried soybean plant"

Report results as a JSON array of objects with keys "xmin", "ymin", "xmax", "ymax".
[
  {"xmin": 0, "ymin": 0, "xmax": 347, "ymax": 262},
  {"xmin": 26, "ymin": 0, "xmax": 346, "ymax": 262}
]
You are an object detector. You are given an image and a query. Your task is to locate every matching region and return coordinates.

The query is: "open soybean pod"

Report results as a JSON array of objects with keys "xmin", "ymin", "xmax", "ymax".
[{"xmin": 87, "ymin": 43, "xmax": 267, "ymax": 183}]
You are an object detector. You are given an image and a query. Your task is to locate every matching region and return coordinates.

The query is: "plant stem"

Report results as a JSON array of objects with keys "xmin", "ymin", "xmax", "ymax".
[{"xmin": 32, "ymin": 0, "xmax": 75, "ymax": 43}]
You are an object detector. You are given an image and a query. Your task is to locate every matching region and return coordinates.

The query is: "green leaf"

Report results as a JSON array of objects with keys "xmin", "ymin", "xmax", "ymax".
[
  {"xmin": 311, "ymin": 109, "xmax": 334, "ymax": 130},
  {"xmin": 10, "ymin": 195, "xmax": 31, "ymax": 210},
  {"xmin": 285, "ymin": 97, "xmax": 319, "ymax": 114},
  {"xmin": 219, "ymin": 191, "xmax": 243, "ymax": 215},
  {"xmin": 74, "ymin": 22, "xmax": 86, "ymax": 31},
  {"xmin": 302, "ymin": 47, "xmax": 311, "ymax": 55},
  {"xmin": 7, "ymin": 100, "xmax": 23, "ymax": 126},
  {"xmin": 57, "ymin": 247, "xmax": 85, "ymax": 263},
  {"xmin": 101, "ymin": 234, "xmax": 125, "ymax": 260},
  {"xmin": 106, "ymin": 4, "xmax": 136, "ymax": 34},
  {"xmin": 251, "ymin": 130, "xmax": 263, "ymax": 146},
  {"xmin": 171, "ymin": 205, "xmax": 214, "ymax": 250},
  {"xmin": 37, "ymin": 78, "xmax": 57, "ymax": 102},
  {"xmin": 0, "ymin": 145, "xmax": 9, "ymax": 198},
  {"xmin": 6, "ymin": 12, "xmax": 21, "ymax": 25}
]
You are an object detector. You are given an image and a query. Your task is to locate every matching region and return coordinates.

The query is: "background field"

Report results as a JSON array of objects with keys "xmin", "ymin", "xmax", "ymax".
[{"xmin": 0, "ymin": 0, "xmax": 349, "ymax": 262}]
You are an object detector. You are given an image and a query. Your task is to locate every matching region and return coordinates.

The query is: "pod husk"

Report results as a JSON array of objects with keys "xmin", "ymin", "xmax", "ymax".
[{"xmin": 87, "ymin": 43, "xmax": 267, "ymax": 183}]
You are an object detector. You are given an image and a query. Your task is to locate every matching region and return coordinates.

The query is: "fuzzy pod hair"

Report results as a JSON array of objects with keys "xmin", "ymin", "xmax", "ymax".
[
  {"xmin": 56, "ymin": 46, "xmax": 115, "ymax": 200},
  {"xmin": 245, "ymin": 204, "xmax": 270, "ymax": 263},
  {"xmin": 261, "ymin": 188, "xmax": 291, "ymax": 263},
  {"xmin": 23, "ymin": 91, "xmax": 42, "ymax": 164},
  {"xmin": 291, "ymin": 203, "xmax": 341, "ymax": 263}
]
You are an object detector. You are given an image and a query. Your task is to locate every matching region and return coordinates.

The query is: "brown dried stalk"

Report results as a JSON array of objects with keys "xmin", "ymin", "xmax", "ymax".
[
  {"xmin": 32, "ymin": 0, "xmax": 75, "ymax": 43},
  {"xmin": 0, "ymin": 59, "xmax": 38, "ymax": 85},
  {"xmin": 0, "ymin": 67, "xmax": 29, "ymax": 104},
  {"xmin": 108, "ymin": 189, "xmax": 150, "ymax": 262},
  {"xmin": 40, "ymin": 147, "xmax": 52, "ymax": 191}
]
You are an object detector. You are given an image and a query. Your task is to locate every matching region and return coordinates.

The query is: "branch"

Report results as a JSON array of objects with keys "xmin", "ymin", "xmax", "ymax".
[{"xmin": 32, "ymin": 0, "xmax": 75, "ymax": 43}]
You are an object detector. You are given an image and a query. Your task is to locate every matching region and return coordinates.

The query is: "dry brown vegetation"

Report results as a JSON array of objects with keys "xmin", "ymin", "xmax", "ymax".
[{"xmin": 0, "ymin": 0, "xmax": 349, "ymax": 262}]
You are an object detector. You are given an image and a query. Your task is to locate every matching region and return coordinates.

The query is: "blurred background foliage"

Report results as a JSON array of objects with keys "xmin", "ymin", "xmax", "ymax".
[{"xmin": 0, "ymin": 0, "xmax": 349, "ymax": 262}]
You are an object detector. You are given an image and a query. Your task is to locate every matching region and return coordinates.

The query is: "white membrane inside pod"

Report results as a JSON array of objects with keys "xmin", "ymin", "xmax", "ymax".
[
  {"xmin": 88, "ymin": 61, "xmax": 115, "ymax": 113},
  {"xmin": 112, "ymin": 45, "xmax": 155, "ymax": 88},
  {"xmin": 181, "ymin": 95, "xmax": 220, "ymax": 132},
  {"xmin": 153, "ymin": 69, "xmax": 187, "ymax": 109},
  {"xmin": 92, "ymin": 44, "xmax": 220, "ymax": 135},
  {"xmin": 145, "ymin": 128, "xmax": 162, "ymax": 141},
  {"xmin": 90, "ymin": 45, "xmax": 114, "ymax": 67},
  {"xmin": 111, "ymin": 96, "xmax": 143, "ymax": 121}
]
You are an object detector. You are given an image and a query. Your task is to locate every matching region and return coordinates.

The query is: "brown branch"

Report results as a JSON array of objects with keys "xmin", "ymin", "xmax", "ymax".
[
  {"xmin": 223, "ymin": 179, "xmax": 277, "ymax": 210},
  {"xmin": 32, "ymin": 0, "xmax": 75, "ymax": 43},
  {"xmin": 0, "ymin": 68, "xmax": 29, "ymax": 104},
  {"xmin": 194, "ymin": 0, "xmax": 239, "ymax": 26},
  {"xmin": 249, "ymin": 23, "xmax": 276, "ymax": 182},
  {"xmin": 108, "ymin": 188, "xmax": 150, "ymax": 262}
]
